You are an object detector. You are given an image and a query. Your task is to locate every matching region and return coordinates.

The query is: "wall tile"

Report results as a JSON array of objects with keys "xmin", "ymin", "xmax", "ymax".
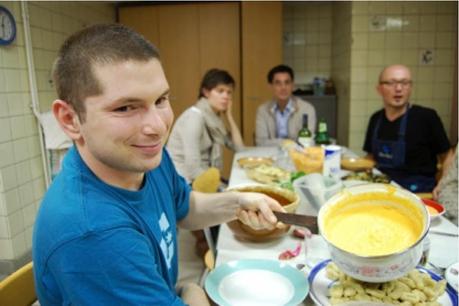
[
  {"xmin": 352, "ymin": 15, "xmax": 369, "ymax": 32},
  {"xmin": 417, "ymin": 67, "xmax": 434, "ymax": 83},
  {"xmin": 403, "ymin": 2, "xmax": 420, "ymax": 15},
  {"xmin": 436, "ymin": 15, "xmax": 454, "ymax": 32},
  {"xmin": 0, "ymin": 70, "xmax": 6, "ymax": 92},
  {"xmin": 419, "ymin": 32, "xmax": 435, "ymax": 48},
  {"xmin": 434, "ymin": 66, "xmax": 454, "ymax": 82},
  {"xmin": 29, "ymin": 157, "xmax": 42, "ymax": 180},
  {"xmin": 352, "ymin": 2, "xmax": 368, "ymax": 15},
  {"xmin": 352, "ymin": 33, "xmax": 368, "ymax": 50},
  {"xmin": 0, "ymin": 142, "xmax": 14, "ymax": 169},
  {"xmin": 27, "ymin": 136, "xmax": 41, "ymax": 158},
  {"xmin": 22, "ymin": 203, "xmax": 36, "ymax": 228},
  {"xmin": 7, "ymin": 209, "xmax": 24, "ymax": 237},
  {"xmin": 10, "ymin": 116, "xmax": 26, "ymax": 139},
  {"xmin": 367, "ymin": 85, "xmax": 379, "ymax": 101},
  {"xmin": 0, "ymin": 165, "xmax": 17, "ymax": 192},
  {"xmin": 419, "ymin": 15, "xmax": 436, "ymax": 32},
  {"xmin": 0, "ymin": 118, "xmax": 12, "ymax": 142},
  {"xmin": 368, "ymin": 1, "xmax": 386, "ymax": 15},
  {"xmin": 387, "ymin": 2, "xmax": 403, "ymax": 14},
  {"xmin": 436, "ymin": 32, "xmax": 454, "ymax": 49},
  {"xmin": 0, "ymin": 216, "xmax": 9, "ymax": 238},
  {"xmin": 33, "ymin": 177, "xmax": 45, "ymax": 201},
  {"xmin": 351, "ymin": 67, "xmax": 368, "ymax": 83},
  {"xmin": 0, "ymin": 239, "xmax": 14, "ymax": 260},
  {"xmin": 24, "ymin": 225, "xmax": 33, "ymax": 250},
  {"xmin": 13, "ymin": 138, "xmax": 29, "ymax": 162},
  {"xmin": 403, "ymin": 15, "xmax": 419, "ymax": 32},
  {"xmin": 416, "ymin": 83, "xmax": 434, "ymax": 100},
  {"xmin": 5, "ymin": 69, "xmax": 21, "ymax": 92},
  {"xmin": 418, "ymin": 2, "xmax": 437, "ymax": 15},
  {"xmin": 351, "ymin": 50, "xmax": 368, "ymax": 67},
  {"xmin": 437, "ymin": 2, "xmax": 457, "ymax": 14},
  {"xmin": 366, "ymin": 67, "xmax": 381, "ymax": 85},
  {"xmin": 386, "ymin": 33, "xmax": 402, "ymax": 47},
  {"xmin": 384, "ymin": 49, "xmax": 402, "ymax": 65},
  {"xmin": 401, "ymin": 49, "xmax": 419, "ymax": 66},
  {"xmin": 3, "ymin": 48, "xmax": 20, "ymax": 69},
  {"xmin": 16, "ymin": 160, "xmax": 32, "ymax": 186},
  {"xmin": 0, "ymin": 193, "xmax": 6, "ymax": 216},
  {"xmin": 11, "ymin": 232, "xmax": 26, "ymax": 258},
  {"xmin": 368, "ymin": 50, "xmax": 384, "ymax": 66},
  {"xmin": 435, "ymin": 83, "xmax": 453, "ymax": 100},
  {"xmin": 435, "ymin": 49, "xmax": 457, "ymax": 66},
  {"xmin": 402, "ymin": 32, "xmax": 419, "ymax": 49},
  {"xmin": 7, "ymin": 93, "xmax": 26, "ymax": 116},
  {"xmin": 368, "ymin": 32, "xmax": 385, "ymax": 50},
  {"xmin": 349, "ymin": 102, "xmax": 368, "ymax": 117},
  {"xmin": 20, "ymin": 71, "xmax": 30, "ymax": 92}
]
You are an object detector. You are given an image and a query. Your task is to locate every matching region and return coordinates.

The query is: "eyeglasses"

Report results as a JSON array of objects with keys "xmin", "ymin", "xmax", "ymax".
[{"xmin": 380, "ymin": 80, "xmax": 412, "ymax": 88}]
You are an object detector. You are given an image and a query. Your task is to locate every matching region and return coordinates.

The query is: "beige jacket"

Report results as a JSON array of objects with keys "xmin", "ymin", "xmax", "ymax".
[
  {"xmin": 167, "ymin": 98, "xmax": 241, "ymax": 183},
  {"xmin": 255, "ymin": 96, "xmax": 316, "ymax": 146}
]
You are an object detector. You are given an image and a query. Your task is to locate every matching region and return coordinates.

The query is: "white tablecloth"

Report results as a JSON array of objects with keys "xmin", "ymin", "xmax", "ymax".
[{"xmin": 215, "ymin": 146, "xmax": 459, "ymax": 306}]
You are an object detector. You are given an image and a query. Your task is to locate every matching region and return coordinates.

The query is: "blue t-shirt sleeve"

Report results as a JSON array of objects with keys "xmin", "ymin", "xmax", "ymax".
[
  {"xmin": 162, "ymin": 149, "xmax": 191, "ymax": 221},
  {"xmin": 45, "ymin": 228, "xmax": 187, "ymax": 306}
]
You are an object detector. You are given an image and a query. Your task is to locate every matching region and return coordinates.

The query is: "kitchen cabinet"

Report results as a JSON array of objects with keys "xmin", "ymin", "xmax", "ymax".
[
  {"xmin": 118, "ymin": 2, "xmax": 282, "ymax": 176},
  {"xmin": 241, "ymin": 2, "xmax": 282, "ymax": 146}
]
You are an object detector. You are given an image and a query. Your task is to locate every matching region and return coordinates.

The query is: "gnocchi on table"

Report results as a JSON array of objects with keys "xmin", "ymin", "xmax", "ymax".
[{"xmin": 326, "ymin": 262, "xmax": 446, "ymax": 306}]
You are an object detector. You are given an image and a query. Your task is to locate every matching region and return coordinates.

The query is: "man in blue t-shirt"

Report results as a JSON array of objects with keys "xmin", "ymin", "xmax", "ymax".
[{"xmin": 32, "ymin": 24, "xmax": 284, "ymax": 306}]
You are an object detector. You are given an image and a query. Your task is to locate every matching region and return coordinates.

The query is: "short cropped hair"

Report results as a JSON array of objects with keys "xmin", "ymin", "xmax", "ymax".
[
  {"xmin": 198, "ymin": 69, "xmax": 235, "ymax": 98},
  {"xmin": 53, "ymin": 24, "xmax": 160, "ymax": 121},
  {"xmin": 267, "ymin": 64, "xmax": 294, "ymax": 83}
]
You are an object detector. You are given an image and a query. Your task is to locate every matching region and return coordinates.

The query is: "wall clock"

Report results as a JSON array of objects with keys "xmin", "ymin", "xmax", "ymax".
[{"xmin": 0, "ymin": 6, "xmax": 16, "ymax": 46}]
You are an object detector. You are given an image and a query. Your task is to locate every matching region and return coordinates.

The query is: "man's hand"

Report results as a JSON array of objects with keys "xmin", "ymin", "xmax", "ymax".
[
  {"xmin": 235, "ymin": 192, "xmax": 286, "ymax": 230},
  {"xmin": 224, "ymin": 98, "xmax": 234, "ymax": 119}
]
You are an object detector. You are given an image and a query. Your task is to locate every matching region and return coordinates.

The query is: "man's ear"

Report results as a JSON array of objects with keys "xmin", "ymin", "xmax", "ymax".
[
  {"xmin": 202, "ymin": 88, "xmax": 210, "ymax": 99},
  {"xmin": 52, "ymin": 99, "xmax": 82, "ymax": 141},
  {"xmin": 376, "ymin": 84, "xmax": 383, "ymax": 97}
]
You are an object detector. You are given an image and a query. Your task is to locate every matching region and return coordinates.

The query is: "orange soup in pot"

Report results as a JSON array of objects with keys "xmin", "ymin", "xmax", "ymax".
[{"xmin": 322, "ymin": 191, "xmax": 424, "ymax": 257}]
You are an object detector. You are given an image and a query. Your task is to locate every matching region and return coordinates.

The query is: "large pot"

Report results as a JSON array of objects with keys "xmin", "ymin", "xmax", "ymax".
[{"xmin": 318, "ymin": 184, "xmax": 430, "ymax": 282}]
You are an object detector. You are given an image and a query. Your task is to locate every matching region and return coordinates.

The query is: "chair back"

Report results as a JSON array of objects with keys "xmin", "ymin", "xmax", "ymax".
[
  {"xmin": 0, "ymin": 262, "xmax": 36, "ymax": 306},
  {"xmin": 191, "ymin": 168, "xmax": 221, "ymax": 270},
  {"xmin": 192, "ymin": 167, "xmax": 220, "ymax": 193}
]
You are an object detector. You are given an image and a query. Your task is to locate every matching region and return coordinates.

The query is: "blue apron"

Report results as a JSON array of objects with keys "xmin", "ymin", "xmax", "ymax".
[{"xmin": 371, "ymin": 107, "xmax": 435, "ymax": 192}]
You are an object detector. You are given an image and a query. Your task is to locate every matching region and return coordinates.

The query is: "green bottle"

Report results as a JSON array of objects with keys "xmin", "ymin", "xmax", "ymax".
[
  {"xmin": 297, "ymin": 114, "xmax": 313, "ymax": 147},
  {"xmin": 314, "ymin": 118, "xmax": 331, "ymax": 145}
]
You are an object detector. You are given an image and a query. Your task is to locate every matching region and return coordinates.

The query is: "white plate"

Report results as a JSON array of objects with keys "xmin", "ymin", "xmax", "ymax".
[
  {"xmin": 445, "ymin": 262, "xmax": 459, "ymax": 292},
  {"xmin": 205, "ymin": 259, "xmax": 309, "ymax": 306},
  {"xmin": 308, "ymin": 259, "xmax": 458, "ymax": 306}
]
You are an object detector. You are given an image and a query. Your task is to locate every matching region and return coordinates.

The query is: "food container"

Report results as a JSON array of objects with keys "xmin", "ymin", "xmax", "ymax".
[
  {"xmin": 318, "ymin": 184, "xmax": 430, "ymax": 282},
  {"xmin": 293, "ymin": 173, "xmax": 342, "ymax": 207},
  {"xmin": 289, "ymin": 146, "xmax": 324, "ymax": 174},
  {"xmin": 226, "ymin": 185, "xmax": 299, "ymax": 242},
  {"xmin": 237, "ymin": 156, "xmax": 274, "ymax": 169}
]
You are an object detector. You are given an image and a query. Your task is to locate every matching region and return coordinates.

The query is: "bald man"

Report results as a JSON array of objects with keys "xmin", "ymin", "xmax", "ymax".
[{"xmin": 363, "ymin": 65, "xmax": 450, "ymax": 193}]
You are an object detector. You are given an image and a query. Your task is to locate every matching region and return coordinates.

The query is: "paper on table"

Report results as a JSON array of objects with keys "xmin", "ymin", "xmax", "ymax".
[{"xmin": 304, "ymin": 235, "xmax": 330, "ymax": 270}]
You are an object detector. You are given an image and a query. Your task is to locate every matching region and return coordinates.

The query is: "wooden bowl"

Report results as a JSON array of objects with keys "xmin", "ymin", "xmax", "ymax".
[
  {"xmin": 341, "ymin": 158, "xmax": 375, "ymax": 171},
  {"xmin": 226, "ymin": 185, "xmax": 299, "ymax": 242}
]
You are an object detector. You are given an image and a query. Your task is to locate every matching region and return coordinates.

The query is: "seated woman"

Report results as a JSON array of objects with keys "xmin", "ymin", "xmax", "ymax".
[
  {"xmin": 167, "ymin": 69, "xmax": 244, "ymax": 256},
  {"xmin": 167, "ymin": 68, "xmax": 244, "ymax": 183}
]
